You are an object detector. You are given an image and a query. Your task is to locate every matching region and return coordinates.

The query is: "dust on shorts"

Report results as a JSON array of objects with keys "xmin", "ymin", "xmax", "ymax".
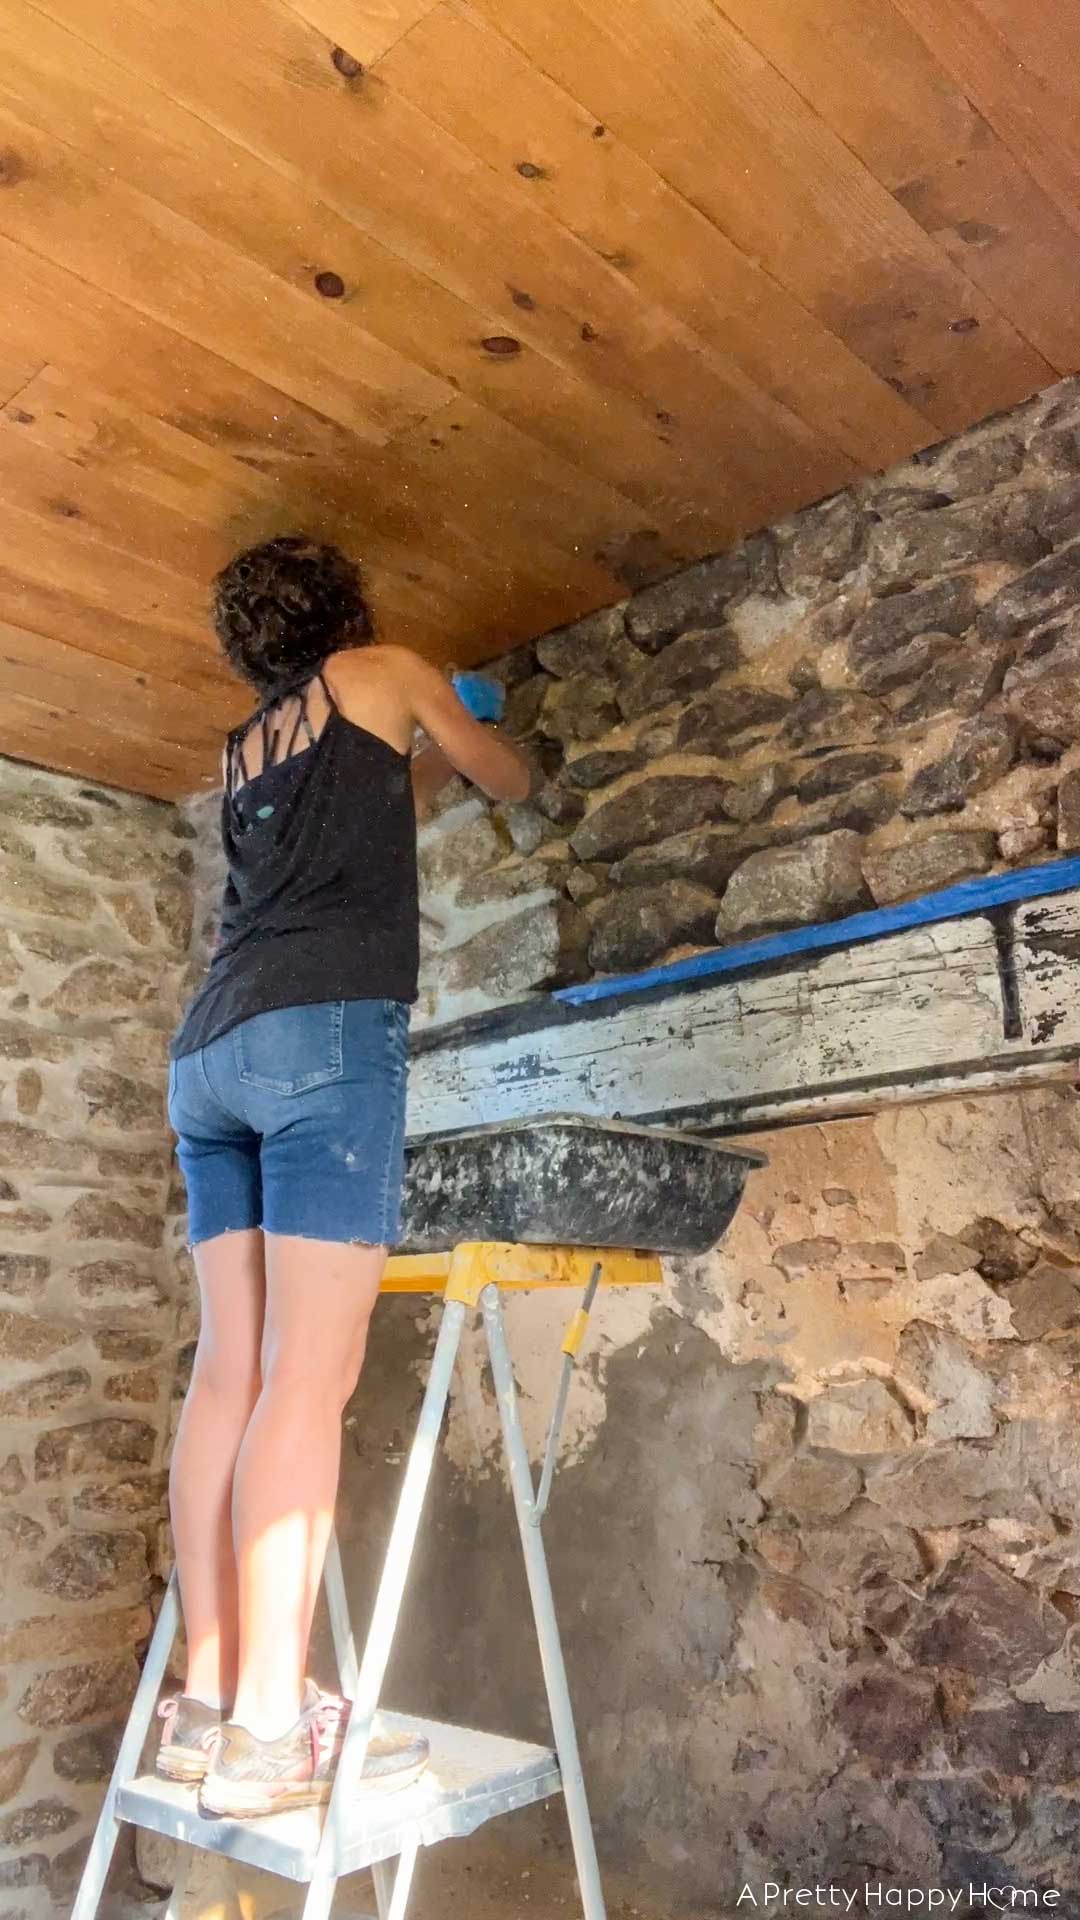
[{"xmin": 168, "ymin": 998, "xmax": 410, "ymax": 1248}]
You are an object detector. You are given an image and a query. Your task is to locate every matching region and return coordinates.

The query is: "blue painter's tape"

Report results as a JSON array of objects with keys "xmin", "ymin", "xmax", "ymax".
[{"xmin": 553, "ymin": 857, "xmax": 1080, "ymax": 1008}]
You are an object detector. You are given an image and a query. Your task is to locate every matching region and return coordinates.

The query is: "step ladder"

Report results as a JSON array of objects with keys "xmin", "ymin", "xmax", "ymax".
[{"xmin": 72, "ymin": 1238, "xmax": 663, "ymax": 1920}]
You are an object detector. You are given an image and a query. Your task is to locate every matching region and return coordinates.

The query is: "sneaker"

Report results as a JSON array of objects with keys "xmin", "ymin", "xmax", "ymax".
[
  {"xmin": 155, "ymin": 1695, "xmax": 223, "ymax": 1784},
  {"xmin": 198, "ymin": 1680, "xmax": 430, "ymax": 1818}
]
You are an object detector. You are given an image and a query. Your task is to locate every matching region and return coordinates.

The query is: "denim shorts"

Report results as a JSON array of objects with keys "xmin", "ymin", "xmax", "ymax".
[{"xmin": 167, "ymin": 998, "xmax": 410, "ymax": 1248}]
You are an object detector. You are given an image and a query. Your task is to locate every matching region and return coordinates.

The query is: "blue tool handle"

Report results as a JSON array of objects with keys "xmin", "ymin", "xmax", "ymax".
[{"xmin": 451, "ymin": 670, "xmax": 504, "ymax": 723}]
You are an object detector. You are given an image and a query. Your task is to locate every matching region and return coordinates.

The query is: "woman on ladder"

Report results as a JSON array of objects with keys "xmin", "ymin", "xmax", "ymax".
[{"xmin": 158, "ymin": 537, "xmax": 531, "ymax": 1817}]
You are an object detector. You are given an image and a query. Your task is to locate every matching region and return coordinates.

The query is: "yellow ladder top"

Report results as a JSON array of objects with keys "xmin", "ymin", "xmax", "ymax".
[{"xmin": 382, "ymin": 1241, "xmax": 664, "ymax": 1304}]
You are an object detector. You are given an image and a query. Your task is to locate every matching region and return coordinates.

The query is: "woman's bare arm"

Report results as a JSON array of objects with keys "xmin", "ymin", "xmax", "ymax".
[
  {"xmin": 410, "ymin": 741, "xmax": 458, "ymax": 820},
  {"xmin": 392, "ymin": 650, "xmax": 533, "ymax": 804}
]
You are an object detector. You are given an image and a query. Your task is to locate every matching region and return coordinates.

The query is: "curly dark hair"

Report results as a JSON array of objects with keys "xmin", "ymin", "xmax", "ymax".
[{"xmin": 211, "ymin": 536, "xmax": 372, "ymax": 695}]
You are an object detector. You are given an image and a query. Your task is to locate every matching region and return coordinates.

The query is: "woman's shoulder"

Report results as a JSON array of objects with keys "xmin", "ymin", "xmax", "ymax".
[
  {"xmin": 322, "ymin": 645, "xmax": 419, "ymax": 753},
  {"xmin": 328, "ymin": 641, "xmax": 421, "ymax": 684}
]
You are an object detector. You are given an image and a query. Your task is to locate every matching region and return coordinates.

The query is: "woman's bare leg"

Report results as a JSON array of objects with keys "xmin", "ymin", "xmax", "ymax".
[
  {"xmin": 169, "ymin": 1228, "xmax": 265, "ymax": 1707},
  {"xmin": 229, "ymin": 1235, "xmax": 385, "ymax": 1739}
]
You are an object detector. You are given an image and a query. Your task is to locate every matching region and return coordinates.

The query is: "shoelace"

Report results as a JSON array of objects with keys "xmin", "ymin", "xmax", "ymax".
[{"xmin": 308, "ymin": 1690, "xmax": 350, "ymax": 1772}]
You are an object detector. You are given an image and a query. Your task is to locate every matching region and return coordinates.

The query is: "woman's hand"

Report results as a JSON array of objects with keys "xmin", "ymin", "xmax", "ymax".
[{"xmin": 393, "ymin": 650, "xmax": 533, "ymax": 805}]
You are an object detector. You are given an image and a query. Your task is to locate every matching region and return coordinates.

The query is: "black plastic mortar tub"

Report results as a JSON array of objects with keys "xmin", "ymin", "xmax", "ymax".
[{"xmin": 400, "ymin": 1114, "xmax": 766, "ymax": 1257}]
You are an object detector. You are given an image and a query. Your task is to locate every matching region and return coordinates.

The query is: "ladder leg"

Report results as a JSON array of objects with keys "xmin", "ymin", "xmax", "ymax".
[
  {"xmin": 481, "ymin": 1286, "xmax": 607, "ymax": 1920},
  {"xmin": 371, "ymin": 1841, "xmax": 417, "ymax": 1920},
  {"xmin": 385, "ymin": 1839, "xmax": 419, "ymax": 1920},
  {"xmin": 302, "ymin": 1298, "xmax": 467, "ymax": 1920},
  {"xmin": 324, "ymin": 1527, "xmax": 359, "ymax": 1696},
  {"xmin": 71, "ymin": 1571, "xmax": 182, "ymax": 1920},
  {"xmin": 161, "ymin": 1843, "xmax": 191, "ymax": 1920},
  {"xmin": 298, "ymin": 1862, "xmax": 340, "ymax": 1920},
  {"xmin": 371, "ymin": 1857, "xmax": 394, "ymax": 1920}
]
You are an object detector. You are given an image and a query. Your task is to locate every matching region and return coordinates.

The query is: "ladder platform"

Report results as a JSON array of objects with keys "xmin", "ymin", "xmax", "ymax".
[{"xmin": 115, "ymin": 1713, "xmax": 561, "ymax": 1884}]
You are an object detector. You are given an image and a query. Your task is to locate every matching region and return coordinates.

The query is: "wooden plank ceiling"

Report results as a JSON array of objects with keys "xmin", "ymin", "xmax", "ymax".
[{"xmin": 0, "ymin": 0, "xmax": 1077, "ymax": 798}]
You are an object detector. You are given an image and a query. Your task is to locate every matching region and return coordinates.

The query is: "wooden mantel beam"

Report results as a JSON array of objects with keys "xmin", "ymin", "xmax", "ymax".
[{"xmin": 406, "ymin": 894, "xmax": 1080, "ymax": 1141}]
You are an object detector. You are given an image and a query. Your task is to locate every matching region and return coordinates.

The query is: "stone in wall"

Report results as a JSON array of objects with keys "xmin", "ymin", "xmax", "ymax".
[
  {"xmin": 716, "ymin": 831, "xmax": 867, "ymax": 937},
  {"xmin": 1006, "ymin": 621, "xmax": 1080, "ymax": 742},
  {"xmin": 563, "ymin": 744, "xmax": 641, "ymax": 791},
  {"xmin": 538, "ymin": 672, "xmax": 620, "ymax": 744},
  {"xmin": 979, "ymin": 540, "xmax": 1080, "ymax": 642},
  {"xmin": 675, "ymin": 685, "xmax": 791, "ymax": 753},
  {"xmin": 617, "ymin": 625, "xmax": 742, "ymax": 719},
  {"xmin": 901, "ymin": 714, "xmax": 1017, "ymax": 817},
  {"xmin": 804, "ymin": 1377, "xmax": 914, "ymax": 1453},
  {"xmin": 865, "ymin": 490, "xmax": 1045, "ymax": 589},
  {"xmin": 613, "ymin": 823, "xmax": 760, "ymax": 892},
  {"xmin": 862, "ymin": 830, "xmax": 997, "ymax": 905},
  {"xmin": 623, "ymin": 549, "xmax": 750, "ymax": 651},
  {"xmin": 571, "ymin": 775, "xmax": 731, "ymax": 863},
  {"xmin": 776, "ymin": 489, "xmax": 865, "ymax": 590},
  {"xmin": 782, "ymin": 686, "xmax": 889, "ymax": 754},
  {"xmin": 587, "ymin": 881, "xmax": 718, "ymax": 972},
  {"xmin": 848, "ymin": 576, "xmax": 979, "ymax": 677},
  {"xmin": 904, "ymin": 1551, "xmax": 1066, "ymax": 1682},
  {"xmin": 534, "ymin": 603, "xmax": 641, "ymax": 683},
  {"xmin": 794, "ymin": 750, "xmax": 899, "ymax": 802}
]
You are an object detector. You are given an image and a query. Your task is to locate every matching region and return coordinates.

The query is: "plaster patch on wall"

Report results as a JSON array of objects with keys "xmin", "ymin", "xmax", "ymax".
[
  {"xmin": 431, "ymin": 1285, "xmax": 658, "ymax": 1475},
  {"xmin": 666, "ymin": 1119, "xmax": 913, "ymax": 1395}
]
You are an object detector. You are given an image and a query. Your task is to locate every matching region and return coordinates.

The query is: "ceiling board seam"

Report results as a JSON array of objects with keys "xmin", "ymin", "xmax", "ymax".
[
  {"xmin": 0, "ymin": 691, "xmax": 212, "ymax": 763},
  {"xmin": 18, "ymin": 0, "xmax": 856, "ymax": 507},
  {"xmin": 15, "ymin": 0, "xmax": 721, "ymax": 534},
  {"xmin": 0, "ymin": 360, "xmax": 48, "ymax": 412},
  {"xmin": 0, "ymin": 101, "xmax": 455, "ymax": 444},
  {"xmin": 368, "ymin": 3, "xmax": 891, "ymax": 469},
  {"xmin": 0, "ymin": 610, "xmax": 235, "ymax": 709},
  {"xmin": 277, "ymin": 0, "xmax": 443, "ymax": 66},
  {"xmin": 351, "ymin": 20, "xmax": 883, "ymax": 479},
  {"xmin": 2, "ymin": 209, "xmax": 369, "ymax": 466},
  {"xmin": 0, "ymin": 741, "xmax": 173, "ymax": 802},
  {"xmin": 0, "ymin": 693, "xmax": 228, "ymax": 762},
  {"xmin": 891, "ymin": 0, "xmax": 1080, "ymax": 285},
  {"xmin": 0, "ymin": 450, "xmax": 221, "ymax": 602},
  {"xmin": 702, "ymin": 0, "xmax": 1063, "ymax": 376},
  {"xmin": 464, "ymin": 0, "xmax": 1053, "ymax": 401},
  {"xmin": 0, "ymin": 483, "xmax": 216, "ymax": 618}
]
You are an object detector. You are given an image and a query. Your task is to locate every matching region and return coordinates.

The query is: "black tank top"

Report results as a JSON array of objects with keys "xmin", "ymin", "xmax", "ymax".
[{"xmin": 170, "ymin": 666, "xmax": 419, "ymax": 1060}]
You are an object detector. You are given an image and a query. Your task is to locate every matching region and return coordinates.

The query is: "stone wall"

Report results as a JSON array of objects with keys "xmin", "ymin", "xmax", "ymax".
[
  {"xmin": 392, "ymin": 375, "xmax": 1080, "ymax": 1912},
  {"xmin": 415, "ymin": 373, "xmax": 1080, "ymax": 1030},
  {"xmin": 334, "ymin": 1087, "xmax": 1080, "ymax": 1913},
  {"xmin": 0, "ymin": 756, "xmax": 193, "ymax": 1916}
]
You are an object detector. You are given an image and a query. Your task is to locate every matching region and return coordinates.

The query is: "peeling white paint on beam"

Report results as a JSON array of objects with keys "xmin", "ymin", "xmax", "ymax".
[{"xmin": 406, "ymin": 896, "xmax": 1080, "ymax": 1139}]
